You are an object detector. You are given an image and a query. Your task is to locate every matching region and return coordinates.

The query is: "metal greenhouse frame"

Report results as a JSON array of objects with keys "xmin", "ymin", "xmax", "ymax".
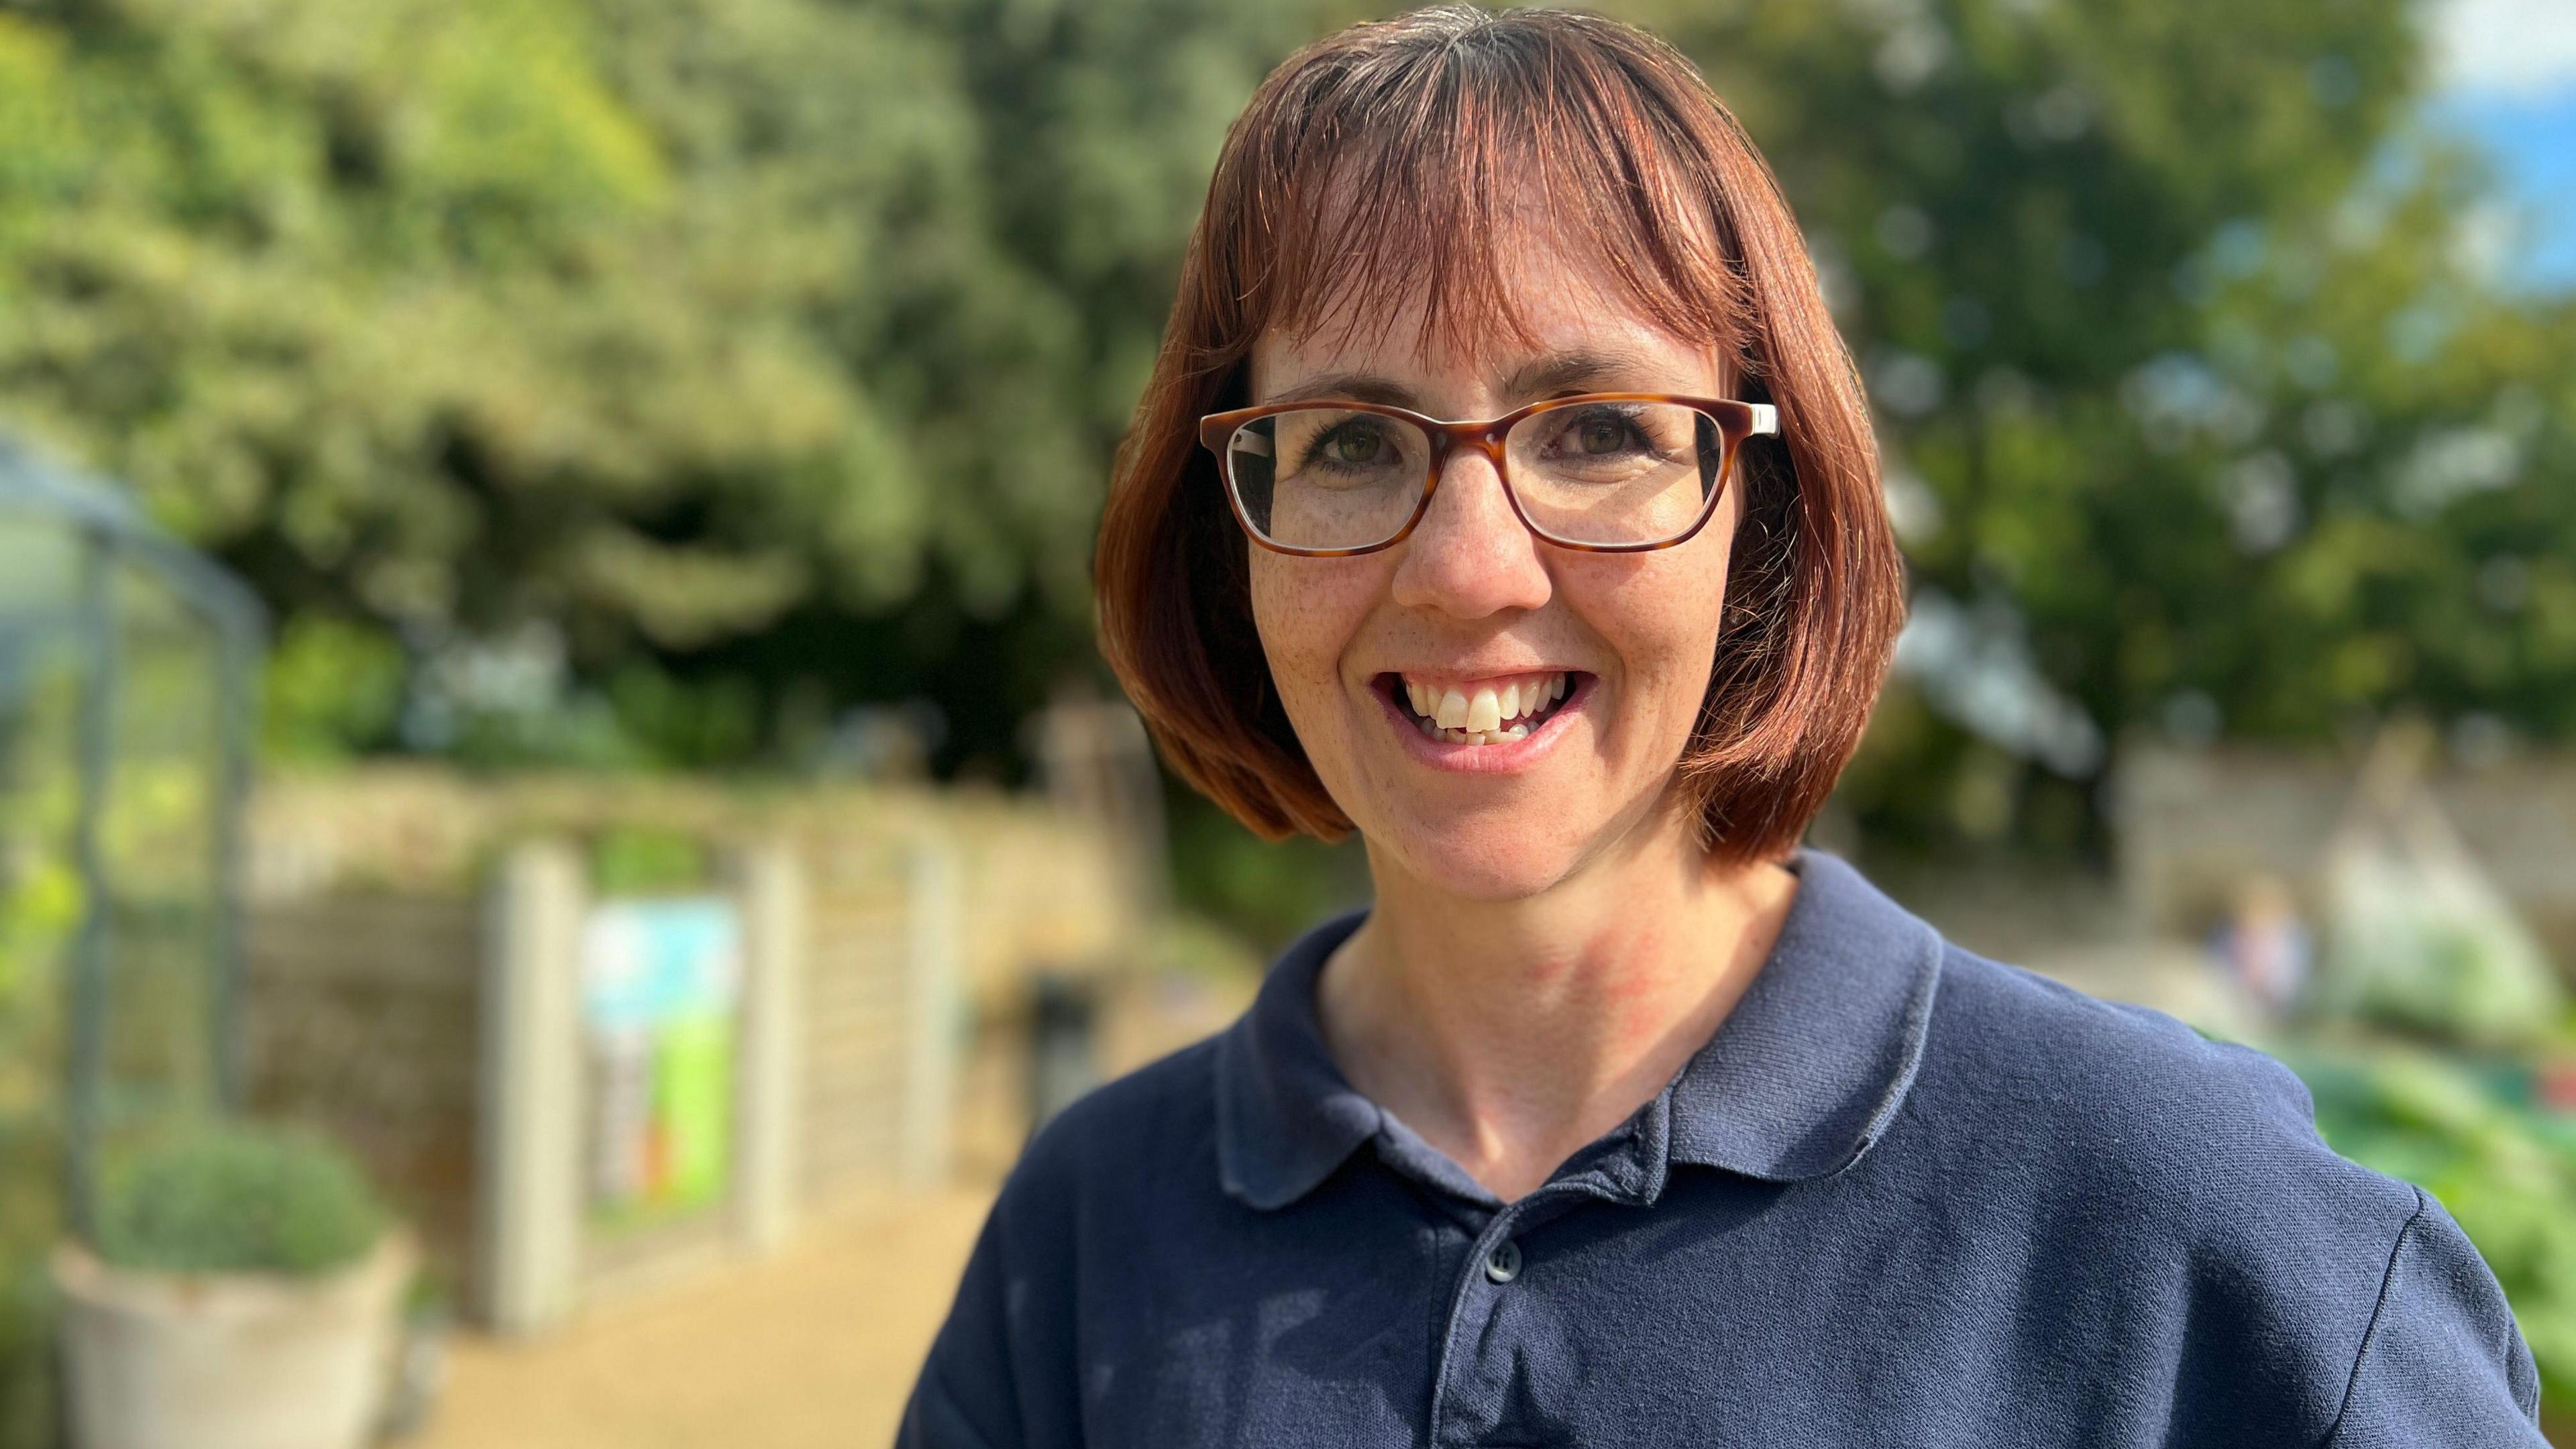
[{"xmin": 0, "ymin": 437, "xmax": 263, "ymax": 1234}]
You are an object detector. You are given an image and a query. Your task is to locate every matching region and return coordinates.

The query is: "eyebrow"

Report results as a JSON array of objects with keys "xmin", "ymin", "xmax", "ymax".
[
  {"xmin": 1257, "ymin": 347, "xmax": 1666, "ymax": 414},
  {"xmin": 1260, "ymin": 373, "xmax": 1424, "ymax": 408},
  {"xmin": 1503, "ymin": 348, "xmax": 1660, "ymax": 398}
]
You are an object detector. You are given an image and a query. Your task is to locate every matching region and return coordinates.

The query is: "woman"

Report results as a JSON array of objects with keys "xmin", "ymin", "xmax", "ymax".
[{"xmin": 902, "ymin": 8, "xmax": 2544, "ymax": 1446}]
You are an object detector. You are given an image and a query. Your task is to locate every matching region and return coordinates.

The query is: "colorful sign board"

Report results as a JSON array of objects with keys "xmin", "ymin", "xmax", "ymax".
[{"xmin": 580, "ymin": 897, "xmax": 742, "ymax": 1229}]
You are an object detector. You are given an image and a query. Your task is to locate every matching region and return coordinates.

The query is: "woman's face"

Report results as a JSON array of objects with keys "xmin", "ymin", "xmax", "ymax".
[{"xmin": 1247, "ymin": 226, "xmax": 1739, "ymax": 902}]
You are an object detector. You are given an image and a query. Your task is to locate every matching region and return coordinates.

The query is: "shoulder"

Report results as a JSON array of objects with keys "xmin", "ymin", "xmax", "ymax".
[
  {"xmin": 905, "ymin": 1034, "xmax": 1226, "ymax": 1448},
  {"xmin": 987, "ymin": 1034, "xmax": 1227, "ymax": 1240},
  {"xmin": 1907, "ymin": 944, "xmax": 2418, "ymax": 1238},
  {"xmin": 1920, "ymin": 943, "xmax": 2309, "ymax": 1118},
  {"xmin": 1896, "ymin": 947, "xmax": 2542, "ymax": 1440}
]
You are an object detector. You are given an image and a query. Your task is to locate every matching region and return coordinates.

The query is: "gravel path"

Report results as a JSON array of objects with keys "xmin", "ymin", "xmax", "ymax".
[
  {"xmin": 409, "ymin": 965, "xmax": 1255, "ymax": 1449},
  {"xmin": 412, "ymin": 1187, "xmax": 992, "ymax": 1449}
]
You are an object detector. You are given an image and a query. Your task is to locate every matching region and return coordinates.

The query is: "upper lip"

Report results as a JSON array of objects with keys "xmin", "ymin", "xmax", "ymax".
[{"xmin": 1378, "ymin": 666, "xmax": 1581, "ymax": 688}]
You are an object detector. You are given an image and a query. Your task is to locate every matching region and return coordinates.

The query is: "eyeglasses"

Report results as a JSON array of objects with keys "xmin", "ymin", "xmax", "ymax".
[{"xmin": 1197, "ymin": 393, "xmax": 1777, "ymax": 556}]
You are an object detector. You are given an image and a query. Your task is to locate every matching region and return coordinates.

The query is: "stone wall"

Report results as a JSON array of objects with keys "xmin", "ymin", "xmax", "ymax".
[
  {"xmin": 2116, "ymin": 744, "xmax": 2576, "ymax": 967},
  {"xmin": 240, "ymin": 891, "xmax": 483, "ymax": 1275},
  {"xmin": 798, "ymin": 836, "xmax": 915, "ymax": 1204},
  {"xmin": 237, "ymin": 766, "xmax": 1142, "ymax": 1314},
  {"xmin": 246, "ymin": 767, "xmax": 1136, "ymax": 1004}
]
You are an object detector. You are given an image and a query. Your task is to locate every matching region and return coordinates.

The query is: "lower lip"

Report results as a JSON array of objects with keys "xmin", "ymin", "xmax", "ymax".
[{"xmin": 1373, "ymin": 677, "xmax": 1591, "ymax": 775}]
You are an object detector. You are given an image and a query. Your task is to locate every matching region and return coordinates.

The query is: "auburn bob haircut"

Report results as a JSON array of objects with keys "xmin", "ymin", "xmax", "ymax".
[{"xmin": 1093, "ymin": 5, "xmax": 1906, "ymax": 865}]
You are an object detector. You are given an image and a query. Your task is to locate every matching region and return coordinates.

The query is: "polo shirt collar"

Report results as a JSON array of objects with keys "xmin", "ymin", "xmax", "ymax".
[
  {"xmin": 1213, "ymin": 850, "xmax": 1944, "ymax": 1212},
  {"xmin": 1214, "ymin": 911, "xmax": 1377, "ymax": 1211}
]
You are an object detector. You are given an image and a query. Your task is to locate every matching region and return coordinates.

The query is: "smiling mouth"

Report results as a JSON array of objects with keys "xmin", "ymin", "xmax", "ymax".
[{"xmin": 1381, "ymin": 671, "xmax": 1581, "ymax": 746}]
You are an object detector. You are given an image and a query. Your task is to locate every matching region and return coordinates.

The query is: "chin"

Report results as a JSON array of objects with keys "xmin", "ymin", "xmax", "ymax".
[{"xmin": 1365, "ymin": 808, "xmax": 1595, "ymax": 903}]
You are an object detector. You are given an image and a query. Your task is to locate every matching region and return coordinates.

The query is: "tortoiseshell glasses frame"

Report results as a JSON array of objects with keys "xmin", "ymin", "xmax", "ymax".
[{"xmin": 1196, "ymin": 393, "xmax": 1779, "ymax": 557}]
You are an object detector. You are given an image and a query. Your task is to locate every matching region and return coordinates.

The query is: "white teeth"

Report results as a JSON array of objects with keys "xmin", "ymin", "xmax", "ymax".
[{"xmin": 1402, "ymin": 672, "xmax": 1574, "ymax": 745}]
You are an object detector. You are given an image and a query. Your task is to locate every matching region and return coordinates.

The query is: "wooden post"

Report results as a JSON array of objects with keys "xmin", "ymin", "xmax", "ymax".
[
  {"xmin": 476, "ymin": 840, "xmax": 586, "ymax": 1334},
  {"xmin": 731, "ymin": 841, "xmax": 804, "ymax": 1251},
  {"xmin": 901, "ymin": 840, "xmax": 960, "ymax": 1189}
]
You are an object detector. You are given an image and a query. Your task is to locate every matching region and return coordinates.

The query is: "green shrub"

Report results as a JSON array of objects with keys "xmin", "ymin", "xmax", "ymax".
[
  {"xmin": 91, "ymin": 1124, "xmax": 386, "ymax": 1278},
  {"xmin": 0, "ymin": 1250, "xmax": 53, "ymax": 1449},
  {"xmin": 2295, "ymin": 1046, "xmax": 2576, "ymax": 1407},
  {"xmin": 590, "ymin": 824, "xmax": 710, "ymax": 896}
]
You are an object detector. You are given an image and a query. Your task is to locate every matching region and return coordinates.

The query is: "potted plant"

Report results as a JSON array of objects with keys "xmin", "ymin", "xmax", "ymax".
[{"xmin": 52, "ymin": 1122, "xmax": 413, "ymax": 1449}]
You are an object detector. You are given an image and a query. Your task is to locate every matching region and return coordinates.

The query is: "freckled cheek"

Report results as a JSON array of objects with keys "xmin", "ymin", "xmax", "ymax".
[
  {"xmin": 1557, "ymin": 547, "xmax": 1733, "ymax": 741},
  {"xmin": 1248, "ymin": 556, "xmax": 1381, "ymax": 722}
]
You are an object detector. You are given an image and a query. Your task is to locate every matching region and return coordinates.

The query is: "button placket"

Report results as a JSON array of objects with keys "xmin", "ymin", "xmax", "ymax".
[
  {"xmin": 1430, "ymin": 1181, "xmax": 1634, "ymax": 1444},
  {"xmin": 1429, "ymin": 1214, "xmax": 1518, "ymax": 1446},
  {"xmin": 1442, "ymin": 1200, "xmax": 1582, "ymax": 1445}
]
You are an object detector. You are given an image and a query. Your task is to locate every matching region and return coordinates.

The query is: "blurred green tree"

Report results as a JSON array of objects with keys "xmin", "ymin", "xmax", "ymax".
[
  {"xmin": 0, "ymin": 0, "xmax": 1128, "ymax": 766},
  {"xmin": 1637, "ymin": 0, "xmax": 2576, "ymax": 856},
  {"xmin": 1, "ymin": 0, "xmax": 2570, "ymax": 830}
]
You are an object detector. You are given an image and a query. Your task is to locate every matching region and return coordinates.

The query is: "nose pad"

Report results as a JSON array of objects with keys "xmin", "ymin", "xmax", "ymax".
[
  {"xmin": 1415, "ymin": 449, "xmax": 1523, "ymax": 545},
  {"xmin": 1392, "ymin": 448, "xmax": 1550, "ymax": 616}
]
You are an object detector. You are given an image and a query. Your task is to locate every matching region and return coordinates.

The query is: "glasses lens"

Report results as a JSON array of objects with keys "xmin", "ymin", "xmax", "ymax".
[
  {"xmin": 1226, "ymin": 408, "xmax": 1429, "ymax": 551},
  {"xmin": 1505, "ymin": 400, "xmax": 1723, "ymax": 546}
]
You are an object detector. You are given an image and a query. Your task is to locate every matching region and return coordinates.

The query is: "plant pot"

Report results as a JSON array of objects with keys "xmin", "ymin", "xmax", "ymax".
[{"xmin": 52, "ymin": 1230, "xmax": 415, "ymax": 1449}]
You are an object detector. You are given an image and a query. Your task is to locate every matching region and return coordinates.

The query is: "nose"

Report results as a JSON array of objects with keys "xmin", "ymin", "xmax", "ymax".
[{"xmin": 1387, "ymin": 449, "xmax": 1552, "ymax": 620}]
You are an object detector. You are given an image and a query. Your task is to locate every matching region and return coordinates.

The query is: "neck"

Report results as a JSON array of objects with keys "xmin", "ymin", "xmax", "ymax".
[{"xmin": 1316, "ymin": 808, "xmax": 1798, "ymax": 1202}]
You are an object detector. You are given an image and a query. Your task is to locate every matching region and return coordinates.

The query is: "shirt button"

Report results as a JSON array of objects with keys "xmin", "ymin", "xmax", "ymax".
[{"xmin": 1483, "ymin": 1238, "xmax": 1522, "ymax": 1284}]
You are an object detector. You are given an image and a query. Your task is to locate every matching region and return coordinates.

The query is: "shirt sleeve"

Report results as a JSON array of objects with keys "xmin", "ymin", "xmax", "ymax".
[
  {"xmin": 896, "ymin": 1204, "xmax": 1029, "ymax": 1449},
  {"xmin": 2324, "ymin": 1187, "xmax": 2546, "ymax": 1448}
]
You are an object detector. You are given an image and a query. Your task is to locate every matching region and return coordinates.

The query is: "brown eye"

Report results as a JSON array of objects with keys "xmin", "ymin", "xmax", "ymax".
[
  {"xmin": 1578, "ymin": 419, "xmax": 1627, "ymax": 455},
  {"xmin": 1326, "ymin": 422, "xmax": 1386, "ymax": 464}
]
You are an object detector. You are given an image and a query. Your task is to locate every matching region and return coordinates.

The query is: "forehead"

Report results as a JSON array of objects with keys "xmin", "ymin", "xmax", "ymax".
[{"xmin": 1250, "ymin": 196, "xmax": 1727, "ymax": 401}]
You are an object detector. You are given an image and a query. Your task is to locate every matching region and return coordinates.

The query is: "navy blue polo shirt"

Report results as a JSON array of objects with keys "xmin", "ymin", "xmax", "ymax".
[{"xmin": 900, "ymin": 852, "xmax": 2544, "ymax": 1447}]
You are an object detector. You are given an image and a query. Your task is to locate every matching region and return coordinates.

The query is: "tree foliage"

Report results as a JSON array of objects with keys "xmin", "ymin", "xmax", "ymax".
[
  {"xmin": 1, "ymin": 0, "xmax": 2570, "ymax": 825},
  {"xmin": 1640, "ymin": 0, "xmax": 2576, "ymax": 851},
  {"xmin": 2, "ymin": 0, "xmax": 1112, "ymax": 763}
]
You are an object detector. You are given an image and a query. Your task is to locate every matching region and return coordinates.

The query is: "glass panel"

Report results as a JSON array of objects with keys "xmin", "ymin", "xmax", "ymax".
[
  {"xmin": 1507, "ymin": 400, "xmax": 1721, "ymax": 545},
  {"xmin": 1230, "ymin": 409, "xmax": 1428, "ymax": 550},
  {"xmin": 97, "ymin": 558, "xmax": 223, "ymax": 1141},
  {"xmin": 0, "ymin": 514, "xmax": 88, "ymax": 1378}
]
